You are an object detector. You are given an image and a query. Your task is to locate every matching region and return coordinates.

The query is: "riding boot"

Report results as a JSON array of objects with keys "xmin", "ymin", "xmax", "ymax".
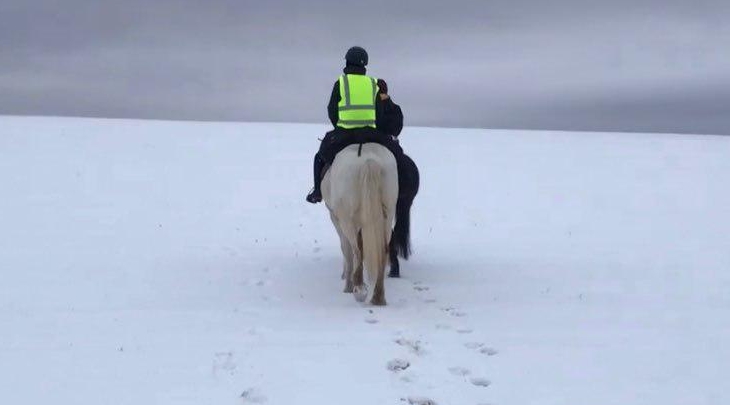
[{"xmin": 306, "ymin": 154, "xmax": 325, "ymax": 203}]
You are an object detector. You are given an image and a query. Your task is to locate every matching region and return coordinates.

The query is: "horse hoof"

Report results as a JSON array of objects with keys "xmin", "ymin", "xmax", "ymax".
[
  {"xmin": 344, "ymin": 285, "xmax": 354, "ymax": 293},
  {"xmin": 371, "ymin": 297, "xmax": 387, "ymax": 306},
  {"xmin": 388, "ymin": 271, "xmax": 400, "ymax": 278},
  {"xmin": 353, "ymin": 285, "xmax": 368, "ymax": 302}
]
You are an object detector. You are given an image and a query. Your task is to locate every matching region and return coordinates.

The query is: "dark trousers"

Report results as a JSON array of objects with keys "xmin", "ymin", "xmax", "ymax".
[{"xmin": 317, "ymin": 127, "xmax": 403, "ymax": 164}]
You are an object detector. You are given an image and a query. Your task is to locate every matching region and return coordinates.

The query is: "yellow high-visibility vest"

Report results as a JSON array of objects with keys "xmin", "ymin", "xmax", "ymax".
[{"xmin": 337, "ymin": 74, "xmax": 379, "ymax": 129}]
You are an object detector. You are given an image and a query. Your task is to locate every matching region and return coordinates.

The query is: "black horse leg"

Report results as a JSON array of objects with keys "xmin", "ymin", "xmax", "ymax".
[{"xmin": 388, "ymin": 237, "xmax": 400, "ymax": 278}]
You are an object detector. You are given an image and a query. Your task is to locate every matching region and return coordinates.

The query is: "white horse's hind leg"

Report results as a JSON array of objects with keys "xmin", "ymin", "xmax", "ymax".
[
  {"xmin": 352, "ymin": 232, "xmax": 367, "ymax": 302},
  {"xmin": 372, "ymin": 208, "xmax": 396, "ymax": 305},
  {"xmin": 341, "ymin": 236, "xmax": 355, "ymax": 293},
  {"xmin": 335, "ymin": 212, "xmax": 366, "ymax": 301},
  {"xmin": 330, "ymin": 211, "xmax": 354, "ymax": 292}
]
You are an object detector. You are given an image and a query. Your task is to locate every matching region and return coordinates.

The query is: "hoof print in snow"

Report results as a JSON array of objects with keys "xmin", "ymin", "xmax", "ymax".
[
  {"xmin": 448, "ymin": 366, "xmax": 471, "ymax": 376},
  {"xmin": 243, "ymin": 279, "xmax": 269, "ymax": 288},
  {"xmin": 213, "ymin": 351, "xmax": 236, "ymax": 374},
  {"xmin": 387, "ymin": 358, "xmax": 410, "ymax": 372},
  {"xmin": 422, "ymin": 298, "xmax": 437, "ymax": 303},
  {"xmin": 365, "ymin": 317, "xmax": 379, "ymax": 324},
  {"xmin": 407, "ymin": 397, "xmax": 437, "ymax": 405},
  {"xmin": 413, "ymin": 285, "xmax": 430, "ymax": 292},
  {"xmin": 441, "ymin": 307, "xmax": 466, "ymax": 317},
  {"xmin": 395, "ymin": 338, "xmax": 426, "ymax": 355},
  {"xmin": 456, "ymin": 328, "xmax": 473, "ymax": 334},
  {"xmin": 480, "ymin": 347, "xmax": 498, "ymax": 356},
  {"xmin": 470, "ymin": 377, "xmax": 491, "ymax": 387},
  {"xmin": 435, "ymin": 324, "xmax": 451, "ymax": 330},
  {"xmin": 464, "ymin": 342, "xmax": 498, "ymax": 355},
  {"xmin": 240, "ymin": 388, "xmax": 267, "ymax": 403}
]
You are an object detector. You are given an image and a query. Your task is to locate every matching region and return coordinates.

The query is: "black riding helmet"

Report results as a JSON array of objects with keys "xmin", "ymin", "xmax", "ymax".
[{"xmin": 345, "ymin": 46, "xmax": 368, "ymax": 67}]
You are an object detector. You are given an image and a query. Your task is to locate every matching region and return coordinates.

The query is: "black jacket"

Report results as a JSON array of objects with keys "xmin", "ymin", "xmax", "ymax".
[{"xmin": 327, "ymin": 65, "xmax": 404, "ymax": 137}]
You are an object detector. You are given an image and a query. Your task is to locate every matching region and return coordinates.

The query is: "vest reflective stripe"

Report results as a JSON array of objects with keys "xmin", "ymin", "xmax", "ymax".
[
  {"xmin": 338, "ymin": 119, "xmax": 379, "ymax": 126},
  {"xmin": 337, "ymin": 74, "xmax": 378, "ymax": 129},
  {"xmin": 339, "ymin": 105, "xmax": 375, "ymax": 111}
]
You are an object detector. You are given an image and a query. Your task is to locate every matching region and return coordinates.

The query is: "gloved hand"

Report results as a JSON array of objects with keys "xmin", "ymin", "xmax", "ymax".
[{"xmin": 377, "ymin": 79, "xmax": 388, "ymax": 95}]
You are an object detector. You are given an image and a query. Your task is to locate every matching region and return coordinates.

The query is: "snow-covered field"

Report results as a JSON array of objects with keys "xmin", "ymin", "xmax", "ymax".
[{"xmin": 1, "ymin": 115, "xmax": 728, "ymax": 405}]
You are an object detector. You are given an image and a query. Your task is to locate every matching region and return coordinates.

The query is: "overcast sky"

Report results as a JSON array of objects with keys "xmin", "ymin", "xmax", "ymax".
[{"xmin": 1, "ymin": 0, "xmax": 729, "ymax": 134}]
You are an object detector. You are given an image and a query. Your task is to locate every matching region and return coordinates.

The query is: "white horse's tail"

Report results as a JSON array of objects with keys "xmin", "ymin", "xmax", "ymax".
[{"xmin": 360, "ymin": 158, "xmax": 387, "ymax": 288}]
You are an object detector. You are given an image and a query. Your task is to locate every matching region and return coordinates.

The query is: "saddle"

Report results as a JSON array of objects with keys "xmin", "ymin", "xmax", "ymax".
[{"xmin": 320, "ymin": 128, "xmax": 401, "ymax": 164}]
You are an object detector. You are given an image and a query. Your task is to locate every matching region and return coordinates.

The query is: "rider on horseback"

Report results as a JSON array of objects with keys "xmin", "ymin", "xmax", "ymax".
[{"xmin": 306, "ymin": 46, "xmax": 405, "ymax": 203}]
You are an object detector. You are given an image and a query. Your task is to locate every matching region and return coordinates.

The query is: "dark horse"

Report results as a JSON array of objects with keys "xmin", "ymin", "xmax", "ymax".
[{"xmin": 388, "ymin": 153, "xmax": 420, "ymax": 278}]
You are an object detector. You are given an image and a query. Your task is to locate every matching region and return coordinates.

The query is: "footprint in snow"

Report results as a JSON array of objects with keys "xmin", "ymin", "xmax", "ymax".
[
  {"xmin": 395, "ymin": 338, "xmax": 426, "ymax": 356},
  {"xmin": 387, "ymin": 359, "xmax": 410, "ymax": 372},
  {"xmin": 212, "ymin": 351, "xmax": 236, "ymax": 375},
  {"xmin": 364, "ymin": 317, "xmax": 379, "ymax": 324},
  {"xmin": 470, "ymin": 377, "xmax": 491, "ymax": 387},
  {"xmin": 448, "ymin": 366, "xmax": 471, "ymax": 376},
  {"xmin": 464, "ymin": 342, "xmax": 498, "ymax": 356},
  {"xmin": 440, "ymin": 307, "xmax": 466, "ymax": 317},
  {"xmin": 480, "ymin": 347, "xmax": 498, "ymax": 356},
  {"xmin": 240, "ymin": 388, "xmax": 267, "ymax": 403},
  {"xmin": 456, "ymin": 328, "xmax": 473, "ymax": 334},
  {"xmin": 242, "ymin": 279, "xmax": 270, "ymax": 287},
  {"xmin": 406, "ymin": 397, "xmax": 437, "ymax": 405}
]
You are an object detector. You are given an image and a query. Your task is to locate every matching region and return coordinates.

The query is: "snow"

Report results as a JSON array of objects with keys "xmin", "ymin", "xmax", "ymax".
[{"xmin": 1, "ymin": 115, "xmax": 729, "ymax": 404}]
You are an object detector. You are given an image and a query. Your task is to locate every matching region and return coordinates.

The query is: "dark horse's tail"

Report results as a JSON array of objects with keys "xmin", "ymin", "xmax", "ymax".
[{"xmin": 391, "ymin": 154, "xmax": 419, "ymax": 259}]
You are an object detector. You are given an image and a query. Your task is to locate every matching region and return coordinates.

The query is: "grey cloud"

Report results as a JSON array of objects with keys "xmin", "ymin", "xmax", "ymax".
[{"xmin": 1, "ymin": 0, "xmax": 729, "ymax": 134}]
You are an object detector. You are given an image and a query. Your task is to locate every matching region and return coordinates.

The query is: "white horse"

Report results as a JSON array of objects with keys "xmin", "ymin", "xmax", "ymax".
[{"xmin": 321, "ymin": 143, "xmax": 399, "ymax": 305}]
